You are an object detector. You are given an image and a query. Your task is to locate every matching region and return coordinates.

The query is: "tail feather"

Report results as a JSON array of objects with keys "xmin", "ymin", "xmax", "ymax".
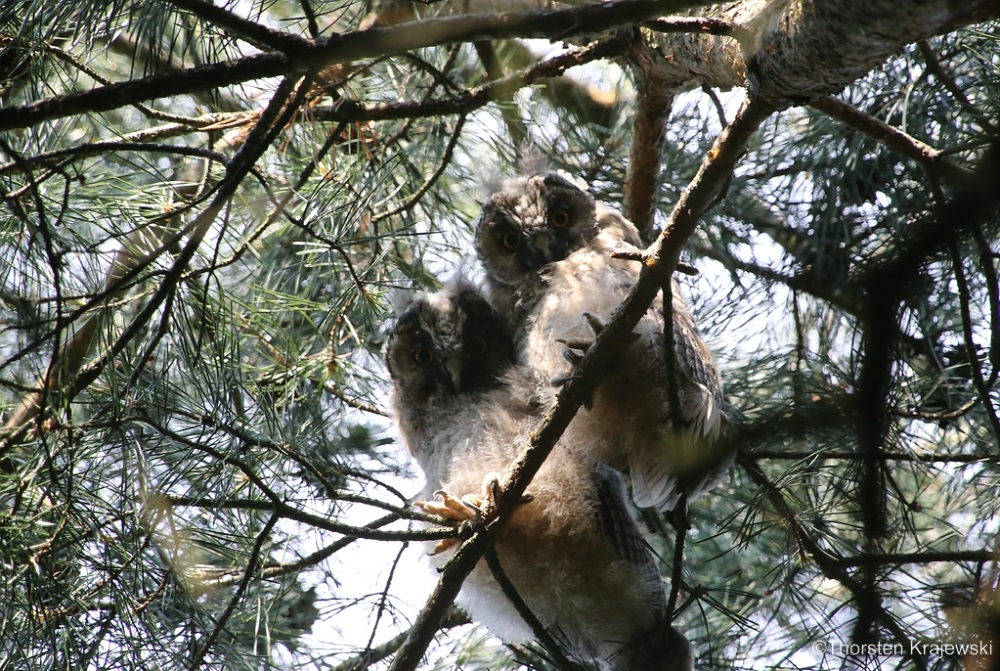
[
  {"xmin": 610, "ymin": 623, "xmax": 693, "ymax": 671},
  {"xmin": 627, "ymin": 426, "xmax": 735, "ymax": 512}
]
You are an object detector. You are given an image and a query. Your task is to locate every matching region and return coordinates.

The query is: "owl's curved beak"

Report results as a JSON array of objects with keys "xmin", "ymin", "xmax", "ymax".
[
  {"xmin": 532, "ymin": 231, "xmax": 551, "ymax": 262},
  {"xmin": 445, "ymin": 352, "xmax": 463, "ymax": 391}
]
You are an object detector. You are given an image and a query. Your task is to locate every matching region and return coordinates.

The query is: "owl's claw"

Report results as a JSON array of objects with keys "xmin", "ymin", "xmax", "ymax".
[
  {"xmin": 417, "ymin": 473, "xmax": 520, "ymax": 555},
  {"xmin": 416, "ymin": 490, "xmax": 479, "ymax": 522},
  {"xmin": 582, "ymin": 312, "xmax": 606, "ymax": 336}
]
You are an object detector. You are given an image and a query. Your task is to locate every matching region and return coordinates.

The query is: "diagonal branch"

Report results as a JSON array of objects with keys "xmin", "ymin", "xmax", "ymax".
[
  {"xmin": 166, "ymin": 0, "xmax": 311, "ymax": 52},
  {"xmin": 485, "ymin": 550, "xmax": 585, "ymax": 671},
  {"xmin": 810, "ymin": 95, "xmax": 971, "ymax": 183}
]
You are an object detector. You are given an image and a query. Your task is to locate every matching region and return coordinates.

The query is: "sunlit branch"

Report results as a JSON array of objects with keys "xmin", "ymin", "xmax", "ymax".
[
  {"xmin": 0, "ymin": 0, "xmax": 715, "ymax": 132},
  {"xmin": 623, "ymin": 38, "xmax": 676, "ymax": 242}
]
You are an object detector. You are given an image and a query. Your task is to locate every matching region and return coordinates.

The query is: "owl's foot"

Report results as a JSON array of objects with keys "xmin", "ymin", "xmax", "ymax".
[
  {"xmin": 552, "ymin": 313, "xmax": 638, "ymax": 404},
  {"xmin": 416, "ymin": 473, "xmax": 505, "ymax": 554}
]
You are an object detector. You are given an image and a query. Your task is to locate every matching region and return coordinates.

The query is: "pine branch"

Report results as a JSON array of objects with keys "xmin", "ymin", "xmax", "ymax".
[
  {"xmin": 315, "ymin": 33, "xmax": 631, "ymax": 124},
  {"xmin": 1, "ymin": 76, "xmax": 307, "ymax": 455},
  {"xmin": 950, "ymin": 241, "xmax": 1000, "ymax": 442},
  {"xmin": 0, "ymin": 0, "xmax": 714, "ymax": 132},
  {"xmin": 623, "ymin": 37, "xmax": 676, "ymax": 242},
  {"xmin": 188, "ymin": 513, "xmax": 279, "ymax": 671},
  {"xmin": 165, "ymin": 0, "xmax": 311, "ymax": 53},
  {"xmin": 737, "ymin": 455, "xmax": 930, "ymax": 671},
  {"xmin": 484, "ymin": 549, "xmax": 585, "ymax": 671},
  {"xmin": 331, "ymin": 608, "xmax": 469, "ymax": 671},
  {"xmin": 917, "ymin": 39, "xmax": 999, "ymax": 135},
  {"xmin": 810, "ymin": 95, "xmax": 972, "ymax": 182},
  {"xmin": 838, "ymin": 551, "xmax": 997, "ymax": 568}
]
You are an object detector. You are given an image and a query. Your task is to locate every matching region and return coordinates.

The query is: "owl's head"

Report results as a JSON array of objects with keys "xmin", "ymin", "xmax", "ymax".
[
  {"xmin": 386, "ymin": 282, "xmax": 516, "ymax": 408},
  {"xmin": 474, "ymin": 172, "xmax": 598, "ymax": 290}
]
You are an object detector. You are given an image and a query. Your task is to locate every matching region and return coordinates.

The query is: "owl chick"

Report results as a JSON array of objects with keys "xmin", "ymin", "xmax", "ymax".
[
  {"xmin": 386, "ymin": 281, "xmax": 688, "ymax": 671},
  {"xmin": 474, "ymin": 172, "xmax": 731, "ymax": 513}
]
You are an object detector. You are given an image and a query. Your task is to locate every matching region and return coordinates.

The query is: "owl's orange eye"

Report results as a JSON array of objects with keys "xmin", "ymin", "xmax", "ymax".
[
  {"xmin": 413, "ymin": 348, "xmax": 434, "ymax": 365},
  {"xmin": 467, "ymin": 336, "xmax": 488, "ymax": 356},
  {"xmin": 550, "ymin": 208, "xmax": 570, "ymax": 228},
  {"xmin": 502, "ymin": 231, "xmax": 521, "ymax": 250}
]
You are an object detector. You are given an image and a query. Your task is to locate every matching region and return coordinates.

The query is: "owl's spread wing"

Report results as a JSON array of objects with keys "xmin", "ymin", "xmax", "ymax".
[
  {"xmin": 626, "ymin": 286, "xmax": 731, "ymax": 512},
  {"xmin": 592, "ymin": 465, "xmax": 666, "ymax": 616}
]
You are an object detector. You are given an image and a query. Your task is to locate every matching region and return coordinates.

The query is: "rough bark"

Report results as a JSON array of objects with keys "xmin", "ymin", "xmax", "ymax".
[
  {"xmin": 642, "ymin": 0, "xmax": 1000, "ymax": 102},
  {"xmin": 621, "ymin": 0, "xmax": 999, "ymax": 254}
]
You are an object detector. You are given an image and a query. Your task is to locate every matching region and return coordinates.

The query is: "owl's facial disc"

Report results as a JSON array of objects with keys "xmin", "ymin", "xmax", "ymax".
[{"xmin": 483, "ymin": 215, "xmax": 551, "ymax": 275}]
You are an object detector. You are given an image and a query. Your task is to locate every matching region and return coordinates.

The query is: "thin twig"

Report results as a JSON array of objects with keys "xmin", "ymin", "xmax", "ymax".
[
  {"xmin": 949, "ymin": 241, "xmax": 1000, "ymax": 441},
  {"xmin": 810, "ymin": 95, "xmax": 971, "ymax": 183},
  {"xmin": 484, "ymin": 549, "xmax": 584, "ymax": 671},
  {"xmin": 188, "ymin": 513, "xmax": 279, "ymax": 671}
]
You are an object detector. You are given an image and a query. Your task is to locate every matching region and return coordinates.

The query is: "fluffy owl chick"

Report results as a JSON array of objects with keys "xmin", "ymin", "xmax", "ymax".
[
  {"xmin": 474, "ymin": 172, "xmax": 731, "ymax": 512},
  {"xmin": 386, "ymin": 282, "xmax": 688, "ymax": 670}
]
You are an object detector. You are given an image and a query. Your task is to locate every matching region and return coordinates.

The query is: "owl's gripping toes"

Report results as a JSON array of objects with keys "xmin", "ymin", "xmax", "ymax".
[{"xmin": 415, "ymin": 473, "xmax": 504, "ymax": 554}]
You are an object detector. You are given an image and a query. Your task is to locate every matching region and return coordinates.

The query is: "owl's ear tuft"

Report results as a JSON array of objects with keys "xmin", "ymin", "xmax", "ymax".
[
  {"xmin": 517, "ymin": 142, "xmax": 550, "ymax": 177},
  {"xmin": 477, "ymin": 165, "xmax": 506, "ymax": 200},
  {"xmin": 388, "ymin": 286, "xmax": 424, "ymax": 316},
  {"xmin": 443, "ymin": 264, "xmax": 485, "ymax": 294}
]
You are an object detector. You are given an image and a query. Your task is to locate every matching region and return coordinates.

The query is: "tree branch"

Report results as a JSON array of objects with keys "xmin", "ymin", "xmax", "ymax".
[
  {"xmin": 810, "ymin": 95, "xmax": 971, "ymax": 183},
  {"xmin": 166, "ymin": 0, "xmax": 311, "ymax": 52},
  {"xmin": 623, "ymin": 37, "xmax": 676, "ymax": 243},
  {"xmin": 0, "ymin": 0, "xmax": 716, "ymax": 132}
]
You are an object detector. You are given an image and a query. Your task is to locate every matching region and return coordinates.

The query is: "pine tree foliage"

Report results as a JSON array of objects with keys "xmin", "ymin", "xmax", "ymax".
[{"xmin": 0, "ymin": 1, "xmax": 998, "ymax": 670}]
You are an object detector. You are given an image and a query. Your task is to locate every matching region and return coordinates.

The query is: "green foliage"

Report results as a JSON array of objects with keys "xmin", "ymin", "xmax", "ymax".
[{"xmin": 0, "ymin": 1, "xmax": 998, "ymax": 670}]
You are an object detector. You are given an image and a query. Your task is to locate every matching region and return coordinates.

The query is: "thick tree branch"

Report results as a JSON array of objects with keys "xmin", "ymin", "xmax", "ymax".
[
  {"xmin": 0, "ymin": 0, "xmax": 713, "ymax": 132},
  {"xmin": 639, "ymin": 1, "xmax": 1000, "ymax": 102}
]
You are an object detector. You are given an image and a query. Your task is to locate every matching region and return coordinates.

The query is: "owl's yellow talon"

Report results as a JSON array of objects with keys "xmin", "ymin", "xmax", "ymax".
[
  {"xmin": 428, "ymin": 538, "xmax": 459, "ymax": 555},
  {"xmin": 415, "ymin": 474, "xmax": 511, "ymax": 555},
  {"xmin": 415, "ymin": 490, "xmax": 477, "ymax": 521}
]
